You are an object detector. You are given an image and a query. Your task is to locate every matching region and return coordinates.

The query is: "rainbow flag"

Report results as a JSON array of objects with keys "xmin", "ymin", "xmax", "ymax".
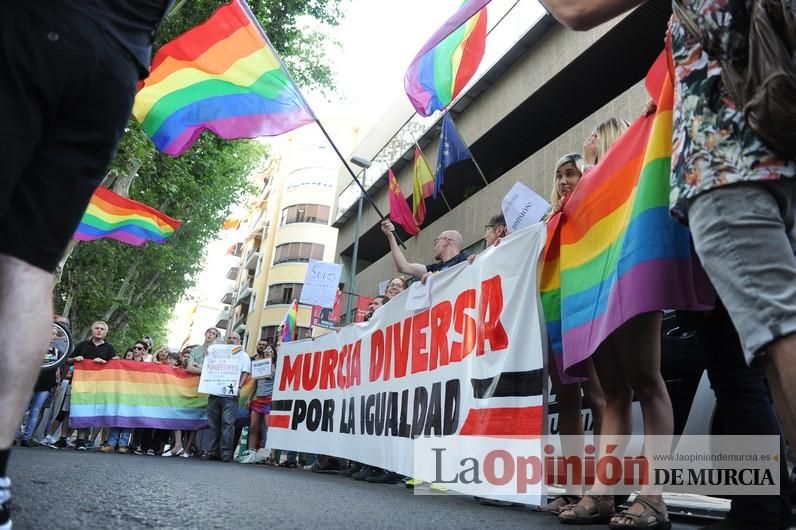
[
  {"xmin": 74, "ymin": 187, "xmax": 181, "ymax": 246},
  {"xmin": 404, "ymin": 0, "xmax": 489, "ymax": 117},
  {"xmin": 412, "ymin": 146, "xmax": 435, "ymax": 225},
  {"xmin": 133, "ymin": 0, "xmax": 315, "ymax": 156},
  {"xmin": 280, "ymin": 299, "xmax": 299, "ymax": 343},
  {"xmin": 70, "ymin": 361, "xmax": 208, "ymax": 430},
  {"xmin": 541, "ymin": 55, "xmax": 712, "ymax": 378}
]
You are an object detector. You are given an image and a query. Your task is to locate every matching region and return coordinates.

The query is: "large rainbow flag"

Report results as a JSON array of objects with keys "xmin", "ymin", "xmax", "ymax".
[
  {"xmin": 404, "ymin": 0, "xmax": 489, "ymax": 117},
  {"xmin": 133, "ymin": 0, "xmax": 315, "ymax": 156},
  {"xmin": 70, "ymin": 361, "xmax": 208, "ymax": 430},
  {"xmin": 280, "ymin": 299, "xmax": 299, "ymax": 344},
  {"xmin": 73, "ymin": 187, "xmax": 181, "ymax": 246},
  {"xmin": 541, "ymin": 54, "xmax": 713, "ymax": 378}
]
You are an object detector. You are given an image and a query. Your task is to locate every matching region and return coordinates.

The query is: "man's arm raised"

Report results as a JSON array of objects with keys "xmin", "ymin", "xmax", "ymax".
[
  {"xmin": 539, "ymin": 0, "xmax": 647, "ymax": 31},
  {"xmin": 381, "ymin": 219, "xmax": 428, "ymax": 279}
]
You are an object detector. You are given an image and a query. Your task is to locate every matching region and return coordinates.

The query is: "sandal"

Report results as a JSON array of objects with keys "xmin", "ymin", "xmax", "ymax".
[
  {"xmin": 608, "ymin": 495, "xmax": 671, "ymax": 529},
  {"xmin": 558, "ymin": 494, "xmax": 616, "ymax": 524},
  {"xmin": 534, "ymin": 495, "xmax": 580, "ymax": 514}
]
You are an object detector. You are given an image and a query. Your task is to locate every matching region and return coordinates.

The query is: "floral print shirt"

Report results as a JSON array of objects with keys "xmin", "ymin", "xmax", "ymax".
[{"xmin": 669, "ymin": 0, "xmax": 796, "ymax": 221}]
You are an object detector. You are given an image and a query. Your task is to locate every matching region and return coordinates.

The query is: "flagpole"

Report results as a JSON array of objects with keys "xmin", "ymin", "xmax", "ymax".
[{"xmin": 238, "ymin": 0, "xmax": 406, "ymax": 249}]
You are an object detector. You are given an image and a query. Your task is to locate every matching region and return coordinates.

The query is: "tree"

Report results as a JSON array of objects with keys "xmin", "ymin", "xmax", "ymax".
[{"xmin": 54, "ymin": 0, "xmax": 343, "ymax": 347}]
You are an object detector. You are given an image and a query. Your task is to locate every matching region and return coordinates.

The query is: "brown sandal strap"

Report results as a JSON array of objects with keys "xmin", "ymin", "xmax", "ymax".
[{"xmin": 612, "ymin": 496, "xmax": 668, "ymax": 527}]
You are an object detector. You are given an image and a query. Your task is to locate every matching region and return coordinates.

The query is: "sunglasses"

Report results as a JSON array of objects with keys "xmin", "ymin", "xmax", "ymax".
[{"xmin": 134, "ymin": 346, "xmax": 144, "ymax": 350}]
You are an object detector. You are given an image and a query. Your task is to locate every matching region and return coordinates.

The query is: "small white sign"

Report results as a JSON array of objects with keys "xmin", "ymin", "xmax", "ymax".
[
  {"xmin": 300, "ymin": 260, "xmax": 343, "ymax": 309},
  {"xmin": 198, "ymin": 356, "xmax": 241, "ymax": 396},
  {"xmin": 405, "ymin": 277, "xmax": 432, "ymax": 311},
  {"xmin": 251, "ymin": 358, "xmax": 273, "ymax": 380},
  {"xmin": 501, "ymin": 182, "xmax": 550, "ymax": 233},
  {"xmin": 378, "ymin": 280, "xmax": 389, "ymax": 296}
]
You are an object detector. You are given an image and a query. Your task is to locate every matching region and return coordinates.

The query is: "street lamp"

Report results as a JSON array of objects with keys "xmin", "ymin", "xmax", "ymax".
[{"xmin": 346, "ymin": 156, "xmax": 371, "ymax": 324}]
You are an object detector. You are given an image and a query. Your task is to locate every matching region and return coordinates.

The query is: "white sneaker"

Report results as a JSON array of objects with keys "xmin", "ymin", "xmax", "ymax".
[
  {"xmin": 253, "ymin": 448, "xmax": 271, "ymax": 463},
  {"xmin": 41, "ymin": 435, "xmax": 55, "ymax": 446},
  {"xmin": 162, "ymin": 450, "xmax": 174, "ymax": 457},
  {"xmin": 237, "ymin": 450, "xmax": 257, "ymax": 464},
  {"xmin": 180, "ymin": 452, "xmax": 190, "ymax": 458}
]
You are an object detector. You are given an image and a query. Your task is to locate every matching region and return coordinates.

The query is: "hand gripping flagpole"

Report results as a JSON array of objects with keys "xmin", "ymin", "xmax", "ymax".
[{"xmin": 238, "ymin": 0, "xmax": 406, "ymax": 249}]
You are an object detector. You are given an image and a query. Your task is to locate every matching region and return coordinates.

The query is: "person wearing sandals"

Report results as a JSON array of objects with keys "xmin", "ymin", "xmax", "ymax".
[
  {"xmin": 544, "ymin": 114, "xmax": 676, "ymax": 529},
  {"xmin": 238, "ymin": 341, "xmax": 276, "ymax": 465}
]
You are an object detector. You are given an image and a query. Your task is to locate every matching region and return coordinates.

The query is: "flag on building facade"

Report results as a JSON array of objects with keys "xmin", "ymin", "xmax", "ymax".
[
  {"xmin": 540, "ymin": 54, "xmax": 713, "ymax": 380},
  {"xmin": 388, "ymin": 170, "xmax": 420, "ymax": 236},
  {"xmin": 73, "ymin": 187, "xmax": 181, "ymax": 246},
  {"xmin": 412, "ymin": 146, "xmax": 435, "ymax": 225},
  {"xmin": 133, "ymin": 0, "xmax": 315, "ymax": 156},
  {"xmin": 280, "ymin": 299, "xmax": 299, "ymax": 343},
  {"xmin": 434, "ymin": 112, "xmax": 472, "ymax": 198},
  {"xmin": 404, "ymin": 0, "xmax": 490, "ymax": 116}
]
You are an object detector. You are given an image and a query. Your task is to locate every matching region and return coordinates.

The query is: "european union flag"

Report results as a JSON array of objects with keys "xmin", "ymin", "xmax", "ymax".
[{"xmin": 434, "ymin": 112, "xmax": 472, "ymax": 198}]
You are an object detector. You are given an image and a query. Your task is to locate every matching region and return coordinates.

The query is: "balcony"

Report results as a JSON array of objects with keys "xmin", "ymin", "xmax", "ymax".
[
  {"xmin": 226, "ymin": 266, "xmax": 239, "ymax": 281},
  {"xmin": 215, "ymin": 308, "xmax": 229, "ymax": 330},
  {"xmin": 220, "ymin": 289, "xmax": 233, "ymax": 305},
  {"xmin": 233, "ymin": 315, "xmax": 246, "ymax": 333},
  {"xmin": 244, "ymin": 251, "xmax": 259, "ymax": 272},
  {"xmin": 234, "ymin": 287, "xmax": 252, "ymax": 307}
]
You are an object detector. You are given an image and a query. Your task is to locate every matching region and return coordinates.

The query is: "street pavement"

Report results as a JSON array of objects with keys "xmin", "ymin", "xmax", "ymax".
[{"xmin": 10, "ymin": 446, "xmax": 711, "ymax": 529}]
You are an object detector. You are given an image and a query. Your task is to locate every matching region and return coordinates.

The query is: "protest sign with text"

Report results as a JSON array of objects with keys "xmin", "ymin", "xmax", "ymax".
[
  {"xmin": 300, "ymin": 260, "xmax": 343, "ymax": 308},
  {"xmin": 268, "ymin": 224, "xmax": 548, "ymax": 503},
  {"xmin": 199, "ymin": 345, "xmax": 244, "ymax": 396}
]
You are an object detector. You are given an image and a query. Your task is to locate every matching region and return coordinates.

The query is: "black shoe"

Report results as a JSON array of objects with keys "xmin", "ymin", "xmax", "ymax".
[
  {"xmin": 49, "ymin": 437, "xmax": 68, "ymax": 449},
  {"xmin": 352, "ymin": 465, "xmax": 379, "ymax": 481},
  {"xmin": 279, "ymin": 460, "xmax": 298, "ymax": 468},
  {"xmin": 311, "ymin": 460, "xmax": 341, "ymax": 473},
  {"xmin": 0, "ymin": 476, "xmax": 11, "ymax": 530},
  {"xmin": 20, "ymin": 439, "xmax": 34, "ymax": 448},
  {"xmin": 339, "ymin": 463, "xmax": 362, "ymax": 477},
  {"xmin": 366, "ymin": 470, "xmax": 399, "ymax": 484},
  {"xmin": 75, "ymin": 440, "xmax": 87, "ymax": 451},
  {"xmin": 201, "ymin": 452, "xmax": 221, "ymax": 461}
]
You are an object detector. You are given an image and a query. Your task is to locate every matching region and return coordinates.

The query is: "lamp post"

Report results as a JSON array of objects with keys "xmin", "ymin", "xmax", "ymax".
[{"xmin": 346, "ymin": 156, "xmax": 371, "ymax": 324}]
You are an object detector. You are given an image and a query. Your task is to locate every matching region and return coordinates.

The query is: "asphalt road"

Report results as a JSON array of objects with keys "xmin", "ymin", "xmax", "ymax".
[{"xmin": 9, "ymin": 446, "xmax": 709, "ymax": 529}]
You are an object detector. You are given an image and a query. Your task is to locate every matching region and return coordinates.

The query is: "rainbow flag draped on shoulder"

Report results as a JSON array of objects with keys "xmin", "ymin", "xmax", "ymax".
[
  {"xmin": 70, "ymin": 361, "xmax": 208, "ymax": 430},
  {"xmin": 541, "ymin": 54, "xmax": 713, "ymax": 379},
  {"xmin": 133, "ymin": 0, "xmax": 315, "ymax": 156}
]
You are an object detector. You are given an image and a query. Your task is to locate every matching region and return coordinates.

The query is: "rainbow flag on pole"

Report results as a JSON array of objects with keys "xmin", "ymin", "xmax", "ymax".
[
  {"xmin": 73, "ymin": 187, "xmax": 181, "ymax": 246},
  {"xmin": 133, "ymin": 0, "xmax": 315, "ymax": 156},
  {"xmin": 541, "ymin": 54, "xmax": 713, "ymax": 378},
  {"xmin": 70, "ymin": 361, "xmax": 208, "ymax": 430},
  {"xmin": 404, "ymin": 0, "xmax": 489, "ymax": 117},
  {"xmin": 280, "ymin": 299, "xmax": 299, "ymax": 343}
]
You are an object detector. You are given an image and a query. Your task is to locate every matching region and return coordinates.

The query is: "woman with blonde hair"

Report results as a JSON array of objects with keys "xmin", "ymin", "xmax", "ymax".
[{"xmin": 556, "ymin": 116, "xmax": 675, "ymax": 528}]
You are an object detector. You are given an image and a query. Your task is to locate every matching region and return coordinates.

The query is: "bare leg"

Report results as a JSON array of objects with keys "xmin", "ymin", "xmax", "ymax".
[
  {"xmin": 582, "ymin": 359, "xmax": 605, "ymax": 435},
  {"xmin": 172, "ymin": 430, "xmax": 183, "ymax": 451},
  {"xmin": 248, "ymin": 411, "xmax": 263, "ymax": 450},
  {"xmin": 762, "ymin": 335, "xmax": 796, "ymax": 449},
  {"xmin": 0, "ymin": 256, "xmax": 54, "ymax": 449}
]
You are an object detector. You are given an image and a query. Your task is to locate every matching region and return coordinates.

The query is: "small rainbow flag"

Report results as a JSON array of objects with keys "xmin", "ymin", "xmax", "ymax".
[
  {"xmin": 280, "ymin": 299, "xmax": 299, "ymax": 343},
  {"xmin": 70, "ymin": 361, "xmax": 208, "ymax": 430},
  {"xmin": 541, "ymin": 54, "xmax": 713, "ymax": 378},
  {"xmin": 74, "ymin": 187, "xmax": 181, "ymax": 246},
  {"xmin": 133, "ymin": 0, "xmax": 315, "ymax": 156},
  {"xmin": 404, "ymin": 0, "xmax": 489, "ymax": 117}
]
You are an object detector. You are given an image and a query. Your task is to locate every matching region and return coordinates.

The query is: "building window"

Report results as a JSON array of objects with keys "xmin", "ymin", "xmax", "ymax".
[
  {"xmin": 260, "ymin": 326, "xmax": 279, "ymax": 343},
  {"xmin": 273, "ymin": 242, "xmax": 324, "ymax": 264},
  {"xmin": 297, "ymin": 326, "xmax": 312, "ymax": 340},
  {"xmin": 280, "ymin": 204, "xmax": 330, "ymax": 226},
  {"xmin": 266, "ymin": 283, "xmax": 303, "ymax": 305}
]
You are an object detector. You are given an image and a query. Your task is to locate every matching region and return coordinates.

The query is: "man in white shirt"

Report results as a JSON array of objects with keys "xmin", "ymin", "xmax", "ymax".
[{"xmin": 199, "ymin": 340, "xmax": 250, "ymax": 462}]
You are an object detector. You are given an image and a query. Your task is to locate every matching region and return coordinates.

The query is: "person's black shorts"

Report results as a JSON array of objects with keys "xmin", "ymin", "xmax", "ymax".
[{"xmin": 0, "ymin": 3, "xmax": 139, "ymax": 272}]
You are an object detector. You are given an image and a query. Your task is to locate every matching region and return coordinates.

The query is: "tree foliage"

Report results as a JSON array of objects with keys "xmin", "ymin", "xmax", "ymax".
[{"xmin": 54, "ymin": 0, "xmax": 343, "ymax": 348}]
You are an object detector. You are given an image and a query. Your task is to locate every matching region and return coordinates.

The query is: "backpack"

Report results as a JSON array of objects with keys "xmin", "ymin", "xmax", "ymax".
[{"xmin": 673, "ymin": 0, "xmax": 796, "ymax": 158}]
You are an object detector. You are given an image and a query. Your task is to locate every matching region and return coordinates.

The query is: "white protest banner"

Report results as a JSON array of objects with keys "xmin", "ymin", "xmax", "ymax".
[
  {"xmin": 502, "ymin": 181, "xmax": 550, "ymax": 233},
  {"xmin": 268, "ymin": 224, "xmax": 548, "ymax": 504},
  {"xmin": 251, "ymin": 358, "xmax": 273, "ymax": 379},
  {"xmin": 300, "ymin": 260, "xmax": 343, "ymax": 308},
  {"xmin": 199, "ymin": 358, "xmax": 241, "ymax": 396}
]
